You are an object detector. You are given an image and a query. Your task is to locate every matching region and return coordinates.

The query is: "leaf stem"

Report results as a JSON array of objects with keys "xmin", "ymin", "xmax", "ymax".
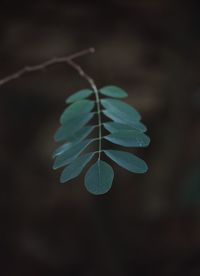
[
  {"xmin": 92, "ymin": 84, "xmax": 102, "ymax": 160},
  {"xmin": 66, "ymin": 58, "xmax": 102, "ymax": 160},
  {"xmin": 93, "ymin": 150, "xmax": 103, "ymax": 155}
]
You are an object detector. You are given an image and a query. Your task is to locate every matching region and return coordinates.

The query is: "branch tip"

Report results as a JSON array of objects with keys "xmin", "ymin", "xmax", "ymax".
[{"xmin": 0, "ymin": 47, "xmax": 95, "ymax": 87}]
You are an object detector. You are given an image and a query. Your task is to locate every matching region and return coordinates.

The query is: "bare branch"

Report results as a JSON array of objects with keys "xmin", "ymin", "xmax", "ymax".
[{"xmin": 0, "ymin": 47, "xmax": 95, "ymax": 87}]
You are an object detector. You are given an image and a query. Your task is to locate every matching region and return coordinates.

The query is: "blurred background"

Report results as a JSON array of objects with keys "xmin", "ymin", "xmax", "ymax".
[{"xmin": 0, "ymin": 0, "xmax": 200, "ymax": 275}]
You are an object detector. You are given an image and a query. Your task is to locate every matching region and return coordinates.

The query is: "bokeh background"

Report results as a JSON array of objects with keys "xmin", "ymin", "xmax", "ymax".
[{"xmin": 0, "ymin": 0, "xmax": 200, "ymax": 275}]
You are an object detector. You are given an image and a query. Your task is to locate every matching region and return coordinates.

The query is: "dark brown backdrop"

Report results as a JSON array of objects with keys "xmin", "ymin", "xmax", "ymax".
[{"xmin": 0, "ymin": 0, "xmax": 200, "ymax": 275}]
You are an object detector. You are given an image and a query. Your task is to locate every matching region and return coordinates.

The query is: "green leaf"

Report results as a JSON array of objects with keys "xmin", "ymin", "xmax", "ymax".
[
  {"xmin": 53, "ymin": 126, "xmax": 95, "ymax": 158},
  {"xmin": 67, "ymin": 125, "xmax": 95, "ymax": 142},
  {"xmin": 99, "ymin": 85, "xmax": 128, "ymax": 98},
  {"xmin": 84, "ymin": 160, "xmax": 114, "ymax": 195},
  {"xmin": 52, "ymin": 142, "xmax": 72, "ymax": 158},
  {"xmin": 104, "ymin": 150, "xmax": 148, "ymax": 173},
  {"xmin": 60, "ymin": 99, "xmax": 95, "ymax": 124},
  {"xmin": 55, "ymin": 124, "xmax": 94, "ymax": 143},
  {"xmin": 101, "ymin": 98, "xmax": 141, "ymax": 123},
  {"xmin": 67, "ymin": 126, "xmax": 95, "ymax": 143},
  {"xmin": 53, "ymin": 139, "xmax": 92, "ymax": 170},
  {"xmin": 66, "ymin": 89, "xmax": 93, "ymax": 103},
  {"xmin": 53, "ymin": 84, "xmax": 150, "ymax": 195},
  {"xmin": 103, "ymin": 109, "xmax": 127, "ymax": 126},
  {"xmin": 103, "ymin": 121, "xmax": 147, "ymax": 133},
  {"xmin": 104, "ymin": 130, "xmax": 150, "ymax": 147},
  {"xmin": 54, "ymin": 113, "xmax": 94, "ymax": 142},
  {"xmin": 60, "ymin": 153, "xmax": 95, "ymax": 183}
]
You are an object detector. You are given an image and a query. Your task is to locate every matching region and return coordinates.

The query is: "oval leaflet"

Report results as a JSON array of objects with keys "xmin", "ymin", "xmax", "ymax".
[
  {"xmin": 66, "ymin": 89, "xmax": 93, "ymax": 103},
  {"xmin": 84, "ymin": 160, "xmax": 114, "ymax": 195},
  {"xmin": 104, "ymin": 150, "xmax": 148, "ymax": 173},
  {"xmin": 60, "ymin": 153, "xmax": 95, "ymax": 183},
  {"xmin": 99, "ymin": 85, "xmax": 128, "ymax": 98}
]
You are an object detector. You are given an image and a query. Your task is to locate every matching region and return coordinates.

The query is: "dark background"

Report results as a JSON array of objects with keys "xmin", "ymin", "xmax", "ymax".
[{"xmin": 0, "ymin": 0, "xmax": 200, "ymax": 275}]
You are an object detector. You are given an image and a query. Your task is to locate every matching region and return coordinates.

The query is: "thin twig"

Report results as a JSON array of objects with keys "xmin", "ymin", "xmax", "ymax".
[
  {"xmin": 0, "ymin": 46, "xmax": 102, "ymax": 156},
  {"xmin": 0, "ymin": 47, "xmax": 95, "ymax": 87}
]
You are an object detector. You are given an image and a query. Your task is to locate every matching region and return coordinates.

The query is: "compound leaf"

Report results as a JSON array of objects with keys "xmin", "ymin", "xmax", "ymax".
[
  {"xmin": 84, "ymin": 160, "xmax": 114, "ymax": 195},
  {"xmin": 104, "ymin": 129, "xmax": 150, "ymax": 147},
  {"xmin": 60, "ymin": 152, "xmax": 95, "ymax": 183},
  {"xmin": 99, "ymin": 85, "xmax": 128, "ymax": 98},
  {"xmin": 54, "ymin": 113, "xmax": 94, "ymax": 142},
  {"xmin": 104, "ymin": 150, "xmax": 148, "ymax": 173},
  {"xmin": 53, "ymin": 139, "xmax": 93, "ymax": 170},
  {"xmin": 60, "ymin": 99, "xmax": 95, "ymax": 124},
  {"xmin": 66, "ymin": 89, "xmax": 93, "ymax": 103},
  {"xmin": 53, "ymin": 84, "xmax": 150, "ymax": 195}
]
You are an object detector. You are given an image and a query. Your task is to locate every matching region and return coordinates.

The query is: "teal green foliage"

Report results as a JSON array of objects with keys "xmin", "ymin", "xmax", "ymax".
[
  {"xmin": 84, "ymin": 160, "xmax": 114, "ymax": 195},
  {"xmin": 61, "ymin": 153, "xmax": 95, "ymax": 183},
  {"xmin": 60, "ymin": 99, "xmax": 95, "ymax": 124},
  {"xmin": 66, "ymin": 89, "xmax": 93, "ymax": 103},
  {"xmin": 104, "ymin": 150, "xmax": 148, "ymax": 173},
  {"xmin": 104, "ymin": 129, "xmax": 150, "ymax": 147},
  {"xmin": 54, "ymin": 114, "xmax": 94, "ymax": 141},
  {"xmin": 99, "ymin": 85, "xmax": 128, "ymax": 98},
  {"xmin": 53, "ymin": 85, "xmax": 150, "ymax": 195},
  {"xmin": 103, "ymin": 121, "xmax": 147, "ymax": 133}
]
